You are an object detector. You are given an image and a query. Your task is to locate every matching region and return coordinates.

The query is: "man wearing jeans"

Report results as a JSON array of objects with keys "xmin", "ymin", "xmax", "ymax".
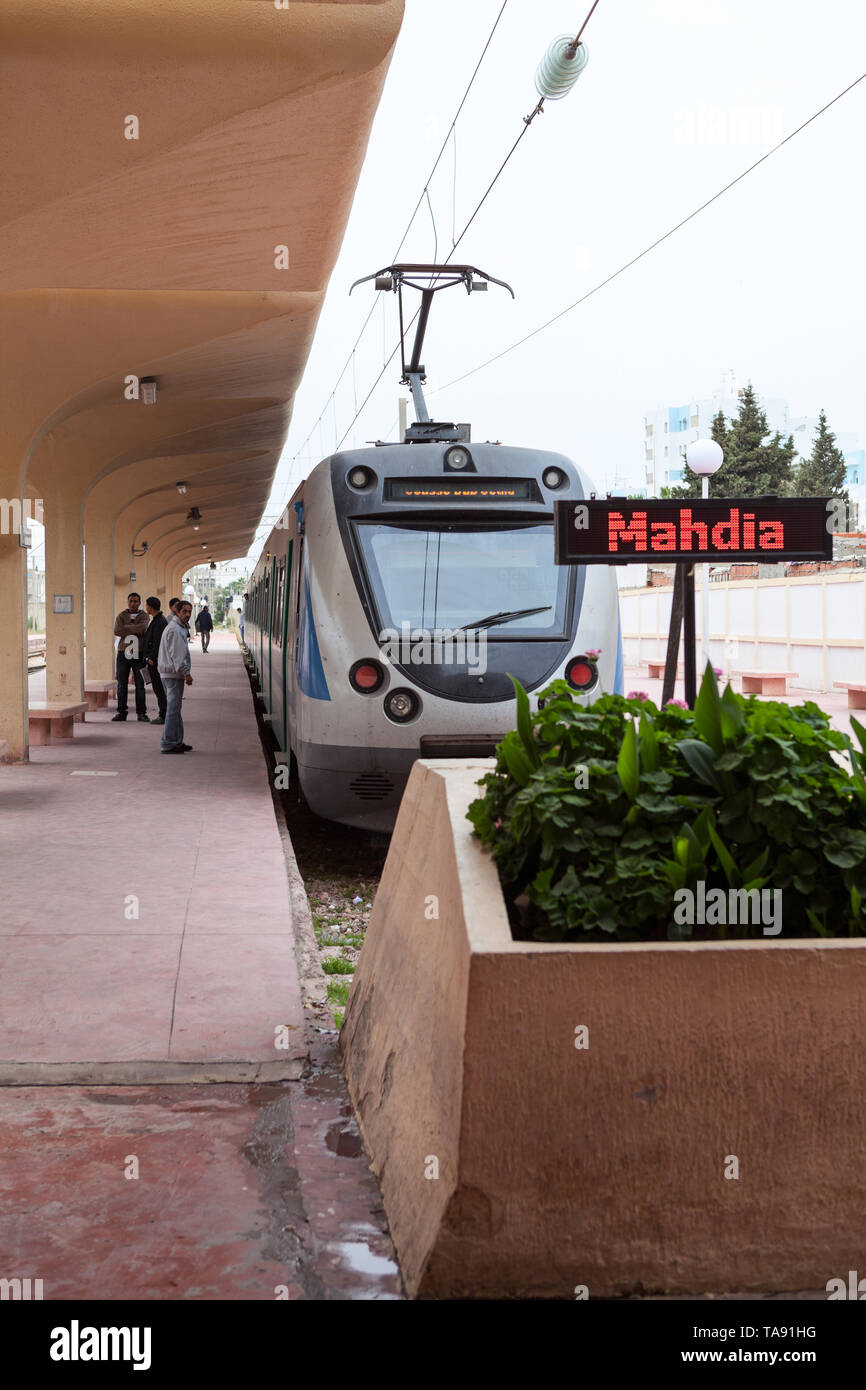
[
  {"xmin": 113, "ymin": 592, "xmax": 150, "ymax": 722},
  {"xmin": 157, "ymin": 600, "xmax": 194, "ymax": 755}
]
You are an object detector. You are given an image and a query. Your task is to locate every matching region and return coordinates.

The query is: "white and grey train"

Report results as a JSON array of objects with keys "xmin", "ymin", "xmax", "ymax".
[{"xmin": 244, "ymin": 266, "xmax": 623, "ymax": 830}]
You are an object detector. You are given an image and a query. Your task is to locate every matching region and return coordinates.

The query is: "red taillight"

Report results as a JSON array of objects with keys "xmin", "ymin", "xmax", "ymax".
[
  {"xmin": 566, "ymin": 658, "xmax": 596, "ymax": 692},
  {"xmin": 350, "ymin": 659, "xmax": 385, "ymax": 693}
]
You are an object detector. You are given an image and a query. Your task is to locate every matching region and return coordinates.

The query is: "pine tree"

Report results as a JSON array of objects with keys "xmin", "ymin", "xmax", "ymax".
[
  {"xmin": 795, "ymin": 409, "xmax": 849, "ymax": 505},
  {"xmin": 671, "ymin": 384, "xmax": 796, "ymax": 499},
  {"xmin": 714, "ymin": 383, "xmax": 796, "ymax": 496}
]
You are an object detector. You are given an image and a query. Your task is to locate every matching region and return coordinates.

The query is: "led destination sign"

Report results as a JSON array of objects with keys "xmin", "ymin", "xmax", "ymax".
[
  {"xmin": 554, "ymin": 497, "xmax": 833, "ymax": 565},
  {"xmin": 385, "ymin": 477, "xmax": 538, "ymax": 503}
]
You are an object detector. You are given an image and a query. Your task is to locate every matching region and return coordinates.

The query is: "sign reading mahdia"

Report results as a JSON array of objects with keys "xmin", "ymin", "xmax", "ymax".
[{"xmin": 555, "ymin": 498, "xmax": 833, "ymax": 565}]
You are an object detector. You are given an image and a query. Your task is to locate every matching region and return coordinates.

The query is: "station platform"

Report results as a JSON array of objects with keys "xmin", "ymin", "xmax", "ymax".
[
  {"xmin": 623, "ymin": 664, "xmax": 861, "ymax": 739},
  {"xmin": 0, "ymin": 631, "xmax": 400, "ymax": 1299},
  {"xmin": 3, "ymin": 631, "xmax": 304, "ymax": 1084}
]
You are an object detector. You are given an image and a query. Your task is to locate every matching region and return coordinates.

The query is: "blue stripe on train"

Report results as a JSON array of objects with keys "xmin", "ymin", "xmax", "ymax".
[
  {"xmin": 297, "ymin": 571, "xmax": 330, "ymax": 701},
  {"xmin": 614, "ymin": 614, "xmax": 624, "ymax": 695}
]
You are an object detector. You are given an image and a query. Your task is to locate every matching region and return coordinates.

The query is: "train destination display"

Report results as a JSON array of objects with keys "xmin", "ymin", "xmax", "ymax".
[
  {"xmin": 386, "ymin": 477, "xmax": 538, "ymax": 502},
  {"xmin": 554, "ymin": 497, "xmax": 833, "ymax": 565}
]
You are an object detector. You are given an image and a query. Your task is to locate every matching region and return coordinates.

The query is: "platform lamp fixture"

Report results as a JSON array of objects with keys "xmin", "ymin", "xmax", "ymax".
[
  {"xmin": 176, "ymin": 481, "xmax": 188, "ymax": 495},
  {"xmin": 685, "ymin": 438, "xmax": 724, "ymax": 673},
  {"xmin": 186, "ymin": 506, "xmax": 202, "ymax": 531},
  {"xmin": 140, "ymin": 376, "xmax": 157, "ymax": 405}
]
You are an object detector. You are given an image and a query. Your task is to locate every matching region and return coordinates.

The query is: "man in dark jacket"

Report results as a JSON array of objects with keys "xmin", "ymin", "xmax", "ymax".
[
  {"xmin": 142, "ymin": 596, "xmax": 168, "ymax": 725},
  {"xmin": 194, "ymin": 600, "xmax": 214, "ymax": 652},
  {"xmin": 113, "ymin": 592, "xmax": 150, "ymax": 722}
]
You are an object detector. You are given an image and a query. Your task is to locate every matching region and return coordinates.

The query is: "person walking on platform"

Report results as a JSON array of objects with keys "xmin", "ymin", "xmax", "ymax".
[
  {"xmin": 113, "ymin": 592, "xmax": 150, "ymax": 722},
  {"xmin": 168, "ymin": 597, "xmax": 182, "ymax": 615},
  {"xmin": 195, "ymin": 600, "xmax": 214, "ymax": 652},
  {"xmin": 237, "ymin": 607, "xmax": 245, "ymax": 642},
  {"xmin": 158, "ymin": 599, "xmax": 194, "ymax": 755},
  {"xmin": 142, "ymin": 596, "xmax": 168, "ymax": 725}
]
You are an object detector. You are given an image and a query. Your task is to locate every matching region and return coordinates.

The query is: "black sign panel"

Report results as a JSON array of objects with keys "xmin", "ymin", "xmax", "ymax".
[
  {"xmin": 385, "ymin": 477, "xmax": 538, "ymax": 503},
  {"xmin": 554, "ymin": 497, "xmax": 833, "ymax": 564}
]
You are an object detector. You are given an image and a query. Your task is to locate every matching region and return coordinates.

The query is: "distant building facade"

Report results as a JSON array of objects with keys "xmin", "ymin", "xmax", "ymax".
[{"xmin": 643, "ymin": 374, "xmax": 861, "ymax": 525}]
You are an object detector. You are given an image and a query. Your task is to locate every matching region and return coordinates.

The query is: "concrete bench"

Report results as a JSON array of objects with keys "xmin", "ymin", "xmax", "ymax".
[
  {"xmin": 28, "ymin": 701, "xmax": 88, "ymax": 746},
  {"xmin": 834, "ymin": 681, "xmax": 866, "ymax": 710},
  {"xmin": 84, "ymin": 680, "xmax": 118, "ymax": 711},
  {"xmin": 733, "ymin": 670, "xmax": 797, "ymax": 696},
  {"xmin": 647, "ymin": 659, "xmax": 683, "ymax": 681}
]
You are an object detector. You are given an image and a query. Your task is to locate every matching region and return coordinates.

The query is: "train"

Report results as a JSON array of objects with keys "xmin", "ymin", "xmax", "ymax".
[{"xmin": 243, "ymin": 265, "xmax": 623, "ymax": 830}]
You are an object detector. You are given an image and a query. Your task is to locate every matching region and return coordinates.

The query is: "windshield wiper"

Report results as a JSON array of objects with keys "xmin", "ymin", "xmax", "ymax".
[{"xmin": 458, "ymin": 605, "xmax": 551, "ymax": 632}]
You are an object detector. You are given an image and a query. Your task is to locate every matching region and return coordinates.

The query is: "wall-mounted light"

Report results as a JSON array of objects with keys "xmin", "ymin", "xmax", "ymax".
[
  {"xmin": 186, "ymin": 506, "xmax": 202, "ymax": 532},
  {"xmin": 131, "ymin": 540, "xmax": 149, "ymax": 558},
  {"xmin": 201, "ymin": 542, "xmax": 207, "ymax": 550},
  {"xmin": 140, "ymin": 376, "xmax": 157, "ymax": 406},
  {"xmin": 176, "ymin": 481, "xmax": 188, "ymax": 495}
]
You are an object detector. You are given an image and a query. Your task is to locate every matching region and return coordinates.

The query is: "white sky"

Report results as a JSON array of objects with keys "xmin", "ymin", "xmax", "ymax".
[{"xmin": 242, "ymin": 0, "xmax": 866, "ymax": 564}]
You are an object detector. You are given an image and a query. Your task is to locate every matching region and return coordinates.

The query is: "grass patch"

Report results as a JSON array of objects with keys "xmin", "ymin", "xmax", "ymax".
[
  {"xmin": 333, "ymin": 1010, "xmax": 344, "ymax": 1029},
  {"xmin": 322, "ymin": 957, "xmax": 354, "ymax": 976},
  {"xmin": 327, "ymin": 978, "xmax": 351, "ymax": 1009}
]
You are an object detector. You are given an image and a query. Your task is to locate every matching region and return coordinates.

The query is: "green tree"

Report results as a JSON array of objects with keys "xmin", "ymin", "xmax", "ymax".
[
  {"xmin": 672, "ymin": 385, "xmax": 795, "ymax": 499},
  {"xmin": 795, "ymin": 409, "xmax": 849, "ymax": 505}
]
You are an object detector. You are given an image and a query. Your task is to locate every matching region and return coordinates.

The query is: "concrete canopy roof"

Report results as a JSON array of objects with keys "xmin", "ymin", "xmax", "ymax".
[{"xmin": 0, "ymin": 0, "xmax": 404, "ymax": 562}]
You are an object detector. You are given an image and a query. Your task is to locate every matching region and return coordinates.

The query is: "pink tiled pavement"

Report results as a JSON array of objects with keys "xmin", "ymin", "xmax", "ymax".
[{"xmin": 0, "ymin": 633, "xmax": 305, "ymax": 1081}]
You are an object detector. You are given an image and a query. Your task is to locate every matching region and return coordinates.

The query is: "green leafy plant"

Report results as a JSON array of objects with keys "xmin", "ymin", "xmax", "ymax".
[{"xmin": 467, "ymin": 665, "xmax": 866, "ymax": 942}]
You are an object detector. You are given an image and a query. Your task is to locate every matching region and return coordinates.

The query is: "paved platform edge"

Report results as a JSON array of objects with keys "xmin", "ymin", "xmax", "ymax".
[{"xmin": 0, "ymin": 1059, "xmax": 307, "ymax": 1085}]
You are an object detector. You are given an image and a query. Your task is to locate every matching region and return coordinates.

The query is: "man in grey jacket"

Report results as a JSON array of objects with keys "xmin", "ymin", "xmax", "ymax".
[{"xmin": 157, "ymin": 600, "xmax": 194, "ymax": 755}]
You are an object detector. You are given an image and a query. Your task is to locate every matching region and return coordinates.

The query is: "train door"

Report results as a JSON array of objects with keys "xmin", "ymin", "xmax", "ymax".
[
  {"xmin": 287, "ymin": 531, "xmax": 304, "ymax": 726},
  {"xmin": 281, "ymin": 539, "xmax": 293, "ymax": 751},
  {"xmin": 270, "ymin": 549, "xmax": 287, "ymax": 749},
  {"xmin": 264, "ymin": 562, "xmax": 274, "ymax": 714}
]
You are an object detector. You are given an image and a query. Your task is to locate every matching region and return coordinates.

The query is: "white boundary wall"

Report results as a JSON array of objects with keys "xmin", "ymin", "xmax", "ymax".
[{"xmin": 620, "ymin": 571, "xmax": 866, "ymax": 692}]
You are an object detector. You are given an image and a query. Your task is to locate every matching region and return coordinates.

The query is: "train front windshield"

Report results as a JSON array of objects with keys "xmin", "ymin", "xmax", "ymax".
[{"xmin": 355, "ymin": 521, "xmax": 571, "ymax": 637}]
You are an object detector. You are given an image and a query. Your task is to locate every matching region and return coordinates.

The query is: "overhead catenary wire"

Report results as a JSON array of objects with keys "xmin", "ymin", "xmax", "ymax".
[
  {"xmin": 252, "ymin": 1, "xmax": 600, "ymax": 543},
  {"xmin": 269, "ymin": 0, "xmax": 512, "ymax": 497},
  {"xmin": 433, "ymin": 68, "xmax": 866, "ymax": 397},
  {"xmin": 333, "ymin": 0, "xmax": 605, "ymax": 450}
]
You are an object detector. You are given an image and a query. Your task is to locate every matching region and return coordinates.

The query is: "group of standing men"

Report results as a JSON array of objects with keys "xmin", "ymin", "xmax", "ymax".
[{"xmin": 112, "ymin": 592, "xmax": 210, "ymax": 755}]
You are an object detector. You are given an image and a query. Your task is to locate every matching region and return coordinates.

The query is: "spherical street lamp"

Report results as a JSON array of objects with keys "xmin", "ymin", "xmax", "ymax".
[{"xmin": 686, "ymin": 438, "xmax": 724, "ymax": 478}]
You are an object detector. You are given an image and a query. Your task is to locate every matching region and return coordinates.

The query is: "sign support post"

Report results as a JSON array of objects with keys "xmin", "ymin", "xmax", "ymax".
[
  {"xmin": 682, "ymin": 563, "xmax": 697, "ymax": 708},
  {"xmin": 661, "ymin": 564, "xmax": 685, "ymax": 707}
]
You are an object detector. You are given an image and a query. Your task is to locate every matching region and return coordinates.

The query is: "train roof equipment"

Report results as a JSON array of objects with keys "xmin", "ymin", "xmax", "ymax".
[{"xmin": 349, "ymin": 263, "xmax": 514, "ymax": 445}]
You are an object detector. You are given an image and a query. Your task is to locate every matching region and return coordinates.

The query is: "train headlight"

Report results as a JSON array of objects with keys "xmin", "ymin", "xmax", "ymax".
[
  {"xmin": 350, "ymin": 659, "xmax": 385, "ymax": 693},
  {"xmin": 565, "ymin": 656, "xmax": 598, "ymax": 692},
  {"xmin": 444, "ymin": 446, "xmax": 471, "ymax": 471},
  {"xmin": 347, "ymin": 466, "xmax": 376, "ymax": 491},
  {"xmin": 384, "ymin": 688, "xmax": 420, "ymax": 723},
  {"xmin": 542, "ymin": 466, "xmax": 566, "ymax": 489}
]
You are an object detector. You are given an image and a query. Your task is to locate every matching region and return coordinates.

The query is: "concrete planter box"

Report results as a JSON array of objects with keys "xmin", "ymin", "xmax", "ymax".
[{"xmin": 341, "ymin": 759, "xmax": 866, "ymax": 1299}]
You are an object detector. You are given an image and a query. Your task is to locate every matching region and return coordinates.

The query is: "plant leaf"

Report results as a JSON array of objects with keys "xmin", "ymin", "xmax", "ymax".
[
  {"xmin": 677, "ymin": 739, "xmax": 724, "ymax": 794},
  {"xmin": 719, "ymin": 684, "xmax": 745, "ymax": 742},
  {"xmin": 500, "ymin": 734, "xmax": 534, "ymax": 787},
  {"xmin": 693, "ymin": 662, "xmax": 724, "ymax": 755},
  {"xmin": 639, "ymin": 710, "xmax": 660, "ymax": 772},
  {"xmin": 617, "ymin": 719, "xmax": 640, "ymax": 801},
  {"xmin": 508, "ymin": 674, "xmax": 541, "ymax": 768},
  {"xmin": 708, "ymin": 822, "xmax": 738, "ymax": 887}
]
